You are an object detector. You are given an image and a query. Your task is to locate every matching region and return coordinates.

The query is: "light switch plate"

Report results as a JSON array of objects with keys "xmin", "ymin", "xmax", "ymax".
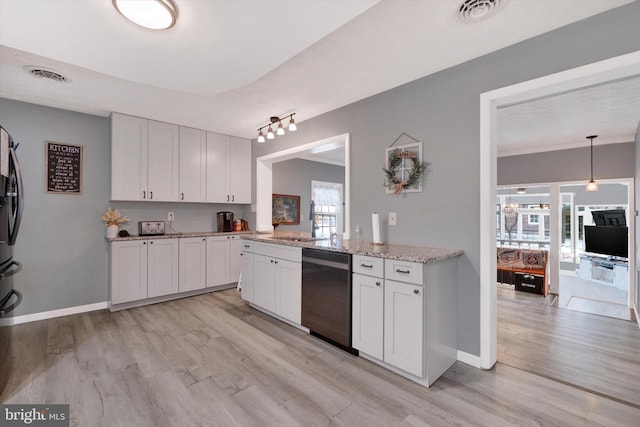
[{"xmin": 389, "ymin": 212, "xmax": 397, "ymax": 226}]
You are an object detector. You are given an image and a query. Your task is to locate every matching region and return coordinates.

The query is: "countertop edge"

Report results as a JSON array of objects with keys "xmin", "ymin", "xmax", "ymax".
[
  {"xmin": 106, "ymin": 231, "xmax": 252, "ymax": 242},
  {"xmin": 241, "ymin": 235, "xmax": 464, "ymax": 264}
]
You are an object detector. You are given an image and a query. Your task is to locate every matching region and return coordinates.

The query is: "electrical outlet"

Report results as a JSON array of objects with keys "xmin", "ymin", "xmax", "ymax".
[
  {"xmin": 168, "ymin": 212, "xmax": 174, "ymax": 222},
  {"xmin": 389, "ymin": 212, "xmax": 397, "ymax": 226}
]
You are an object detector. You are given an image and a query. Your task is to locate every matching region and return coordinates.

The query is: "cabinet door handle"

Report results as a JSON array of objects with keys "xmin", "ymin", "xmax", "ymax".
[
  {"xmin": 375, "ymin": 281, "xmax": 381, "ymax": 286},
  {"xmin": 396, "ymin": 269, "xmax": 410, "ymax": 274},
  {"xmin": 240, "ymin": 253, "xmax": 243, "ymax": 256},
  {"xmin": 274, "ymin": 260, "xmax": 278, "ymax": 264},
  {"xmin": 143, "ymin": 242, "xmax": 146, "ymax": 245},
  {"xmin": 232, "ymin": 195, "xmax": 235, "ymax": 202},
  {"xmin": 181, "ymin": 192, "xmax": 185, "ymax": 200},
  {"xmin": 270, "ymin": 260, "xmax": 273, "ymax": 263},
  {"xmin": 361, "ymin": 263, "xmax": 373, "ymax": 268},
  {"xmin": 150, "ymin": 191, "xmax": 153, "ymax": 200},
  {"xmin": 142, "ymin": 190, "xmax": 146, "ymax": 199},
  {"xmin": 149, "ymin": 241, "xmax": 153, "ymax": 245},
  {"xmin": 227, "ymin": 195, "xmax": 230, "ymax": 202},
  {"xmin": 413, "ymin": 289, "xmax": 420, "ymax": 295}
]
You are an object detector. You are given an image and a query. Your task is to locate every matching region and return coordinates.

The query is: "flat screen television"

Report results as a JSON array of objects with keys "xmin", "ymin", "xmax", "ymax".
[
  {"xmin": 591, "ymin": 209, "xmax": 626, "ymax": 226},
  {"xmin": 584, "ymin": 225, "xmax": 628, "ymax": 259}
]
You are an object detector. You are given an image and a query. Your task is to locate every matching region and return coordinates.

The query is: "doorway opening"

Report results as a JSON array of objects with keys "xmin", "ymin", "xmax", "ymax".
[{"xmin": 480, "ymin": 51, "xmax": 640, "ymax": 369}]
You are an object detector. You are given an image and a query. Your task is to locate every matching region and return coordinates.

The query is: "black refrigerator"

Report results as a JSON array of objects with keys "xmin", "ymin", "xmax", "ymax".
[{"xmin": 0, "ymin": 126, "xmax": 25, "ymax": 395}]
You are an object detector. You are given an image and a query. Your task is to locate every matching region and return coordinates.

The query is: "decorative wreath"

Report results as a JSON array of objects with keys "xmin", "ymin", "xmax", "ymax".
[{"xmin": 383, "ymin": 150, "xmax": 429, "ymax": 194}]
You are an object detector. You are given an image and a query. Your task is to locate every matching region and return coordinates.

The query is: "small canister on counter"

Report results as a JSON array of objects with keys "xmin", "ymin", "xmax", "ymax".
[{"xmin": 234, "ymin": 220, "xmax": 242, "ymax": 231}]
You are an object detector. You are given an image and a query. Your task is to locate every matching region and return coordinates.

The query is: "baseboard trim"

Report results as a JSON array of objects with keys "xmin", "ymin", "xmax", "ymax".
[
  {"xmin": 457, "ymin": 350, "xmax": 482, "ymax": 368},
  {"xmin": 0, "ymin": 301, "xmax": 108, "ymax": 326}
]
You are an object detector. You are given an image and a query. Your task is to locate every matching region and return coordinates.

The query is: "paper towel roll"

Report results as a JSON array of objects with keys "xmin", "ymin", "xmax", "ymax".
[{"xmin": 372, "ymin": 213, "xmax": 382, "ymax": 244}]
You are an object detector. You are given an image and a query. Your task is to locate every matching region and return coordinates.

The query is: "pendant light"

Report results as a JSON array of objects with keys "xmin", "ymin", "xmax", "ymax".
[
  {"xmin": 586, "ymin": 135, "xmax": 598, "ymax": 192},
  {"xmin": 276, "ymin": 120, "xmax": 285, "ymax": 136}
]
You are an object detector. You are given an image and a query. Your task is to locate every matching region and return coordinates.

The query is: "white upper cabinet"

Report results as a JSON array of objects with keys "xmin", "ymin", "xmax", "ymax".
[
  {"xmin": 228, "ymin": 136, "xmax": 251, "ymax": 204},
  {"xmin": 179, "ymin": 126, "xmax": 206, "ymax": 202},
  {"xmin": 206, "ymin": 132, "xmax": 251, "ymax": 204},
  {"xmin": 147, "ymin": 120, "xmax": 179, "ymax": 202},
  {"xmin": 206, "ymin": 132, "xmax": 228, "ymax": 203},
  {"xmin": 111, "ymin": 113, "xmax": 148, "ymax": 201},
  {"xmin": 112, "ymin": 113, "xmax": 250, "ymax": 204}
]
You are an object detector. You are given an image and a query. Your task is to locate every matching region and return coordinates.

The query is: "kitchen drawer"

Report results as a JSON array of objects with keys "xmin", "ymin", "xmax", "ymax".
[
  {"xmin": 254, "ymin": 241, "xmax": 302, "ymax": 263},
  {"xmin": 385, "ymin": 259, "xmax": 423, "ymax": 285},
  {"xmin": 514, "ymin": 272, "xmax": 544, "ymax": 295},
  {"xmin": 240, "ymin": 240, "xmax": 254, "ymax": 253},
  {"xmin": 353, "ymin": 255, "xmax": 384, "ymax": 278}
]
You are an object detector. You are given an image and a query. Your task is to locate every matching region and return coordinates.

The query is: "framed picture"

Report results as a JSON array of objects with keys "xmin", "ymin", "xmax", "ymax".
[
  {"xmin": 272, "ymin": 194, "xmax": 300, "ymax": 225},
  {"xmin": 46, "ymin": 141, "xmax": 83, "ymax": 195}
]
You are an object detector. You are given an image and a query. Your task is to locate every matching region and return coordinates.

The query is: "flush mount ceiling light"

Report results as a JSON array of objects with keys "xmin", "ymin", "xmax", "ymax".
[
  {"xmin": 23, "ymin": 66, "xmax": 70, "ymax": 83},
  {"xmin": 516, "ymin": 187, "xmax": 526, "ymax": 194},
  {"xmin": 257, "ymin": 113, "xmax": 296, "ymax": 143},
  {"xmin": 586, "ymin": 135, "xmax": 599, "ymax": 192},
  {"xmin": 112, "ymin": 0, "xmax": 177, "ymax": 30},
  {"xmin": 458, "ymin": 0, "xmax": 508, "ymax": 23}
]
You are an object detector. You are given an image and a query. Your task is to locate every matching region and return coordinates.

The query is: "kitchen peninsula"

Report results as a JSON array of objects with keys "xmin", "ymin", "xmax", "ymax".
[{"xmin": 240, "ymin": 233, "xmax": 463, "ymax": 388}]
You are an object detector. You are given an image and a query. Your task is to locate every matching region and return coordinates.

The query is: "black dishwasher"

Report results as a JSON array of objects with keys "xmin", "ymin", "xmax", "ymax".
[{"xmin": 301, "ymin": 248, "xmax": 356, "ymax": 354}]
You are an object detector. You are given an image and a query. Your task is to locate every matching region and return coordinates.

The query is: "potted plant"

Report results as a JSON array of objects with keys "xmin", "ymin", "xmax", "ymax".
[{"xmin": 102, "ymin": 208, "xmax": 128, "ymax": 239}]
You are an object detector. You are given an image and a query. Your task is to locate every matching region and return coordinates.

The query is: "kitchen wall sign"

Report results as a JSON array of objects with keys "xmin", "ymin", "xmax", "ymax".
[
  {"xmin": 272, "ymin": 194, "xmax": 300, "ymax": 225},
  {"xmin": 384, "ymin": 132, "xmax": 429, "ymax": 194},
  {"xmin": 46, "ymin": 141, "xmax": 82, "ymax": 194}
]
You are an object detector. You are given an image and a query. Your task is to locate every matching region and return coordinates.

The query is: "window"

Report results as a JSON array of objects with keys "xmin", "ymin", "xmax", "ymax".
[
  {"xmin": 311, "ymin": 181, "xmax": 343, "ymax": 238},
  {"xmin": 528, "ymin": 214, "xmax": 539, "ymax": 224}
]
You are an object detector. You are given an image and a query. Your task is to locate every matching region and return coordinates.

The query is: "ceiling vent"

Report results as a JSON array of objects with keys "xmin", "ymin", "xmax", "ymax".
[
  {"xmin": 23, "ymin": 66, "xmax": 69, "ymax": 83},
  {"xmin": 458, "ymin": 0, "xmax": 508, "ymax": 23}
]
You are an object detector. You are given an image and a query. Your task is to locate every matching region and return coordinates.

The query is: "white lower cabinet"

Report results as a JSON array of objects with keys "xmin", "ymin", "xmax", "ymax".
[
  {"xmin": 352, "ymin": 255, "xmax": 457, "ymax": 386},
  {"xmin": 206, "ymin": 235, "xmax": 243, "ymax": 287},
  {"xmin": 352, "ymin": 273, "xmax": 384, "ymax": 360},
  {"xmin": 254, "ymin": 254, "xmax": 277, "ymax": 312},
  {"xmin": 207, "ymin": 236, "xmax": 230, "ymax": 287},
  {"xmin": 179, "ymin": 237, "xmax": 207, "ymax": 292},
  {"xmin": 148, "ymin": 238, "xmax": 179, "ymax": 298},
  {"xmin": 240, "ymin": 251, "xmax": 254, "ymax": 303},
  {"xmin": 110, "ymin": 238, "xmax": 179, "ymax": 305},
  {"xmin": 110, "ymin": 240, "xmax": 148, "ymax": 305},
  {"xmin": 245, "ymin": 242, "xmax": 302, "ymax": 324},
  {"xmin": 274, "ymin": 259, "xmax": 302, "ymax": 324},
  {"xmin": 383, "ymin": 279, "xmax": 424, "ymax": 377}
]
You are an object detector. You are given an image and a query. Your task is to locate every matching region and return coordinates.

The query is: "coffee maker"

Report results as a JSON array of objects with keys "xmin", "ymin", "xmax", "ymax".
[{"xmin": 217, "ymin": 211, "xmax": 234, "ymax": 232}]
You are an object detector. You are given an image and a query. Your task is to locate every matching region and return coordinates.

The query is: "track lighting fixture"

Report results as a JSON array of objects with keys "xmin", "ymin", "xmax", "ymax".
[{"xmin": 256, "ymin": 113, "xmax": 296, "ymax": 143}]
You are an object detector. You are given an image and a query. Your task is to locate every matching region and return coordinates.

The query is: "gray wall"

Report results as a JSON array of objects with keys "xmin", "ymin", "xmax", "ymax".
[
  {"xmin": 498, "ymin": 142, "xmax": 635, "ymax": 185},
  {"xmin": 272, "ymin": 158, "xmax": 345, "ymax": 233},
  {"xmin": 250, "ymin": 3, "xmax": 640, "ymax": 356},
  {"xmin": 0, "ymin": 98, "xmax": 250, "ymax": 317}
]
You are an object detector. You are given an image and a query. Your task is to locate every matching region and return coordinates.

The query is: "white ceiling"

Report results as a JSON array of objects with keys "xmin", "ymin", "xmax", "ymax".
[{"xmin": 0, "ymin": 0, "xmax": 637, "ymax": 156}]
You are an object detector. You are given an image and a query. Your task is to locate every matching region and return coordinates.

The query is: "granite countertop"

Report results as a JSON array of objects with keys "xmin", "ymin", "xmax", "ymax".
[
  {"xmin": 242, "ymin": 233, "xmax": 463, "ymax": 264},
  {"xmin": 106, "ymin": 230, "xmax": 251, "ymax": 242}
]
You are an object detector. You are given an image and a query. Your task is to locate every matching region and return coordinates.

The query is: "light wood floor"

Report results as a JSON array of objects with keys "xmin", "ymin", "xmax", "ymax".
[
  {"xmin": 498, "ymin": 286, "xmax": 640, "ymax": 408},
  {"xmin": 2, "ymin": 289, "xmax": 639, "ymax": 426}
]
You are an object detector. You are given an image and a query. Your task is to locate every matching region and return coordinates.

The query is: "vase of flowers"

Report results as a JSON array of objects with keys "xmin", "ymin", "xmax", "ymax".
[{"xmin": 102, "ymin": 208, "xmax": 128, "ymax": 239}]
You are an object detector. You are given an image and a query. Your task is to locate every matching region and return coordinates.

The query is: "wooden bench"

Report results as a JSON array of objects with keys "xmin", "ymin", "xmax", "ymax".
[{"xmin": 497, "ymin": 248, "xmax": 548, "ymax": 296}]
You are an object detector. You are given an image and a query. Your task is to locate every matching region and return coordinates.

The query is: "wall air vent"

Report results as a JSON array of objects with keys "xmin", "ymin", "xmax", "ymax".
[
  {"xmin": 23, "ymin": 66, "xmax": 70, "ymax": 83},
  {"xmin": 458, "ymin": 0, "xmax": 508, "ymax": 23}
]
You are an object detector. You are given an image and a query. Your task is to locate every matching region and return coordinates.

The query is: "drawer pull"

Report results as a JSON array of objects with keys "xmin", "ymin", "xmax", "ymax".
[
  {"xmin": 361, "ymin": 263, "xmax": 373, "ymax": 268},
  {"xmin": 396, "ymin": 269, "xmax": 410, "ymax": 274},
  {"xmin": 376, "ymin": 281, "xmax": 381, "ymax": 286},
  {"xmin": 244, "ymin": 244, "xmax": 250, "ymax": 248},
  {"xmin": 413, "ymin": 289, "xmax": 419, "ymax": 295}
]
